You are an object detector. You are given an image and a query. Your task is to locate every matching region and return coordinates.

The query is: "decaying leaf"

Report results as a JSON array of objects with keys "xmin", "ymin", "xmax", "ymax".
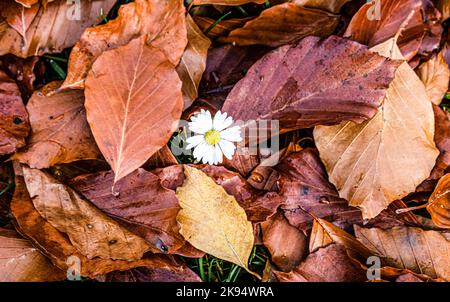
[
  {"xmin": 176, "ymin": 15, "xmax": 211, "ymax": 109},
  {"xmin": 84, "ymin": 36, "xmax": 183, "ymax": 183},
  {"xmin": 438, "ymin": 0, "xmax": 450, "ymax": 21},
  {"xmin": 427, "ymin": 173, "xmax": 450, "ymax": 228},
  {"xmin": 314, "ymin": 38, "xmax": 439, "ymax": 219},
  {"xmin": 61, "ymin": 0, "xmax": 187, "ymax": 90},
  {"xmin": 220, "ymin": 3, "xmax": 340, "ymax": 47},
  {"xmin": 175, "ymin": 166, "xmax": 255, "ymax": 275},
  {"xmin": 192, "ymin": 0, "xmax": 265, "ymax": 4},
  {"xmin": 12, "ymin": 81, "xmax": 101, "ymax": 169},
  {"xmin": 0, "ymin": 228, "xmax": 65, "ymax": 281},
  {"xmin": 69, "ymin": 168, "xmax": 185, "ymax": 254},
  {"xmin": 293, "ymin": 0, "xmax": 351, "ymax": 14},
  {"xmin": 0, "ymin": 70, "xmax": 30, "ymax": 155},
  {"xmin": 261, "ymin": 212, "xmax": 307, "ymax": 272},
  {"xmin": 193, "ymin": 16, "xmax": 252, "ymax": 39},
  {"xmin": 102, "ymin": 265, "xmax": 201, "ymax": 282},
  {"xmin": 416, "ymin": 51, "xmax": 450, "ymax": 105},
  {"xmin": 0, "ymin": 0, "xmax": 116, "ymax": 58},
  {"xmin": 20, "ymin": 165, "xmax": 150, "ymax": 260},
  {"xmin": 1, "ymin": 54, "xmax": 41, "ymax": 100},
  {"xmin": 355, "ymin": 225, "xmax": 450, "ymax": 280},
  {"xmin": 222, "ymin": 35, "xmax": 400, "ymax": 132}
]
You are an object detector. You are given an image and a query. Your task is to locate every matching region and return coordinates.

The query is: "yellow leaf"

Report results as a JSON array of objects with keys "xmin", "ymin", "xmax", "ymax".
[
  {"xmin": 176, "ymin": 166, "xmax": 257, "ymax": 276},
  {"xmin": 314, "ymin": 38, "xmax": 439, "ymax": 219}
]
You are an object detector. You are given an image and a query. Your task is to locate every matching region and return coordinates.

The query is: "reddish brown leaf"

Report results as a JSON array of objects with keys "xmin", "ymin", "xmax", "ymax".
[
  {"xmin": 192, "ymin": 0, "xmax": 265, "ymax": 4},
  {"xmin": 61, "ymin": 0, "xmax": 187, "ymax": 90},
  {"xmin": 0, "ymin": 1, "xmax": 39, "ymax": 44},
  {"xmin": 12, "ymin": 81, "xmax": 101, "ymax": 169},
  {"xmin": 144, "ymin": 145, "xmax": 178, "ymax": 170},
  {"xmin": 1, "ymin": 54, "xmax": 41, "ymax": 100},
  {"xmin": 427, "ymin": 173, "xmax": 450, "ymax": 228},
  {"xmin": 222, "ymin": 35, "xmax": 400, "ymax": 132},
  {"xmin": 0, "ymin": 70, "xmax": 29, "ymax": 155},
  {"xmin": 220, "ymin": 3, "xmax": 340, "ymax": 47},
  {"xmin": 194, "ymin": 16, "xmax": 252, "ymax": 39},
  {"xmin": 102, "ymin": 265, "xmax": 201, "ymax": 282},
  {"xmin": 84, "ymin": 36, "xmax": 183, "ymax": 183}
]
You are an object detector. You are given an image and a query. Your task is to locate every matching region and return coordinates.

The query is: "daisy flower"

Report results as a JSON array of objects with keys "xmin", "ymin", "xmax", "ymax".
[{"xmin": 186, "ymin": 110, "xmax": 242, "ymax": 165}]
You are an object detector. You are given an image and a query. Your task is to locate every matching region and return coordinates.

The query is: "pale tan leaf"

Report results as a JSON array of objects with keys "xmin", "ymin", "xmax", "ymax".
[
  {"xmin": 293, "ymin": 0, "xmax": 351, "ymax": 13},
  {"xmin": 416, "ymin": 51, "xmax": 450, "ymax": 105},
  {"xmin": 0, "ymin": 228, "xmax": 65, "ymax": 281},
  {"xmin": 175, "ymin": 166, "xmax": 256, "ymax": 275},
  {"xmin": 61, "ymin": 0, "xmax": 187, "ymax": 90},
  {"xmin": 355, "ymin": 225, "xmax": 450, "ymax": 280},
  {"xmin": 314, "ymin": 38, "xmax": 439, "ymax": 219},
  {"xmin": 0, "ymin": 0, "xmax": 116, "ymax": 58},
  {"xmin": 12, "ymin": 81, "xmax": 101, "ymax": 168},
  {"xmin": 21, "ymin": 165, "xmax": 150, "ymax": 261},
  {"xmin": 84, "ymin": 36, "xmax": 183, "ymax": 183},
  {"xmin": 176, "ymin": 14, "xmax": 211, "ymax": 110}
]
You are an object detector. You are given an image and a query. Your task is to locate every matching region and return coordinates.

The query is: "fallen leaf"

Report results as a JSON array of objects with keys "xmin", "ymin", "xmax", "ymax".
[
  {"xmin": 220, "ymin": 3, "xmax": 340, "ymax": 47},
  {"xmin": 175, "ymin": 166, "xmax": 255, "ymax": 275},
  {"xmin": 14, "ymin": 0, "xmax": 40, "ymax": 7},
  {"xmin": 0, "ymin": 227, "xmax": 65, "ymax": 281},
  {"xmin": 21, "ymin": 165, "xmax": 150, "ymax": 260},
  {"xmin": 314, "ymin": 38, "xmax": 439, "ymax": 219},
  {"xmin": 192, "ymin": 0, "xmax": 265, "ymax": 4},
  {"xmin": 261, "ymin": 212, "xmax": 307, "ymax": 272},
  {"xmin": 427, "ymin": 173, "xmax": 450, "ymax": 228},
  {"xmin": 61, "ymin": 0, "xmax": 187, "ymax": 90},
  {"xmin": 144, "ymin": 145, "xmax": 179, "ymax": 170},
  {"xmin": 416, "ymin": 51, "xmax": 450, "ymax": 105},
  {"xmin": 1, "ymin": 54, "xmax": 41, "ymax": 100},
  {"xmin": 438, "ymin": 0, "xmax": 450, "ymax": 20},
  {"xmin": 293, "ymin": 0, "xmax": 351, "ymax": 13},
  {"xmin": 176, "ymin": 14, "xmax": 211, "ymax": 109},
  {"xmin": 12, "ymin": 81, "xmax": 101, "ymax": 169},
  {"xmin": 222, "ymin": 35, "xmax": 400, "ymax": 132},
  {"xmin": 69, "ymin": 168, "xmax": 185, "ymax": 254},
  {"xmin": 102, "ymin": 265, "xmax": 201, "ymax": 282},
  {"xmin": 84, "ymin": 36, "xmax": 183, "ymax": 183},
  {"xmin": 274, "ymin": 244, "xmax": 367, "ymax": 282},
  {"xmin": 0, "ymin": 0, "xmax": 116, "ymax": 58},
  {"xmin": 276, "ymin": 149, "xmax": 362, "ymax": 231},
  {"xmin": 0, "ymin": 70, "xmax": 30, "ymax": 155},
  {"xmin": 344, "ymin": 0, "xmax": 427, "ymax": 60},
  {"xmin": 355, "ymin": 225, "xmax": 450, "ymax": 280},
  {"xmin": 193, "ymin": 16, "xmax": 252, "ymax": 39}
]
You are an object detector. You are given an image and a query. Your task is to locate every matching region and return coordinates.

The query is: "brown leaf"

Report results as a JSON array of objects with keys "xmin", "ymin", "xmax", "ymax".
[
  {"xmin": 0, "ymin": 0, "xmax": 116, "ymax": 58},
  {"xmin": 293, "ymin": 0, "xmax": 351, "ymax": 14},
  {"xmin": 261, "ymin": 212, "xmax": 307, "ymax": 272},
  {"xmin": 177, "ymin": 14, "xmax": 211, "ymax": 109},
  {"xmin": 12, "ymin": 81, "xmax": 101, "ymax": 169},
  {"xmin": 276, "ymin": 149, "xmax": 362, "ymax": 231},
  {"xmin": 10, "ymin": 171, "xmax": 197, "ymax": 278},
  {"xmin": 274, "ymin": 244, "xmax": 367, "ymax": 282},
  {"xmin": 344, "ymin": 0, "xmax": 428, "ymax": 60},
  {"xmin": 0, "ymin": 70, "xmax": 29, "ymax": 155},
  {"xmin": 102, "ymin": 265, "xmax": 201, "ymax": 282},
  {"xmin": 416, "ymin": 51, "xmax": 450, "ymax": 105},
  {"xmin": 192, "ymin": 0, "xmax": 265, "ymax": 5},
  {"xmin": 222, "ymin": 35, "xmax": 401, "ymax": 132},
  {"xmin": 427, "ymin": 173, "xmax": 450, "ymax": 228},
  {"xmin": 314, "ymin": 38, "xmax": 439, "ymax": 219},
  {"xmin": 219, "ymin": 3, "xmax": 340, "ymax": 47},
  {"xmin": 355, "ymin": 225, "xmax": 450, "ymax": 280},
  {"xmin": 0, "ymin": 227, "xmax": 65, "ymax": 281},
  {"xmin": 193, "ymin": 16, "xmax": 252, "ymax": 39},
  {"xmin": 144, "ymin": 145, "xmax": 178, "ymax": 170},
  {"xmin": 84, "ymin": 36, "xmax": 183, "ymax": 183},
  {"xmin": 61, "ymin": 0, "xmax": 187, "ymax": 90},
  {"xmin": 14, "ymin": 0, "xmax": 40, "ymax": 8},
  {"xmin": 438, "ymin": 0, "xmax": 450, "ymax": 20},
  {"xmin": 1, "ymin": 54, "xmax": 41, "ymax": 100},
  {"xmin": 69, "ymin": 168, "xmax": 185, "ymax": 255},
  {"xmin": 21, "ymin": 165, "xmax": 150, "ymax": 260}
]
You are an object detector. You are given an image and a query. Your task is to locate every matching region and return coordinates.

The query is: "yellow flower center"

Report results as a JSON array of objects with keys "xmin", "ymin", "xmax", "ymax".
[{"xmin": 204, "ymin": 130, "xmax": 221, "ymax": 145}]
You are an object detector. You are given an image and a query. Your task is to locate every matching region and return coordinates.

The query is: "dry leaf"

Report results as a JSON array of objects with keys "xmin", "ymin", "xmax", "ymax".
[
  {"xmin": 144, "ymin": 145, "xmax": 179, "ymax": 170},
  {"xmin": 276, "ymin": 149, "xmax": 362, "ymax": 231},
  {"xmin": 192, "ymin": 0, "xmax": 265, "ymax": 4},
  {"xmin": 102, "ymin": 265, "xmax": 200, "ymax": 282},
  {"xmin": 293, "ymin": 0, "xmax": 351, "ymax": 14},
  {"xmin": 193, "ymin": 16, "xmax": 252, "ymax": 39},
  {"xmin": 176, "ymin": 14, "xmax": 211, "ymax": 109},
  {"xmin": 416, "ymin": 51, "xmax": 450, "ymax": 105},
  {"xmin": 274, "ymin": 244, "xmax": 367, "ymax": 282},
  {"xmin": 14, "ymin": 0, "xmax": 40, "ymax": 7},
  {"xmin": 12, "ymin": 81, "xmax": 101, "ymax": 169},
  {"xmin": 69, "ymin": 168, "xmax": 185, "ymax": 254},
  {"xmin": 175, "ymin": 166, "xmax": 255, "ymax": 275},
  {"xmin": 0, "ymin": 228, "xmax": 65, "ymax": 281},
  {"xmin": 222, "ymin": 35, "xmax": 400, "ymax": 133},
  {"xmin": 427, "ymin": 173, "xmax": 450, "ymax": 228},
  {"xmin": 0, "ymin": 70, "xmax": 29, "ymax": 155},
  {"xmin": 0, "ymin": 0, "xmax": 116, "ymax": 58},
  {"xmin": 438, "ymin": 0, "xmax": 450, "ymax": 21},
  {"xmin": 21, "ymin": 165, "xmax": 150, "ymax": 260},
  {"xmin": 84, "ymin": 36, "xmax": 183, "ymax": 183},
  {"xmin": 61, "ymin": 0, "xmax": 187, "ymax": 90},
  {"xmin": 220, "ymin": 3, "xmax": 340, "ymax": 47},
  {"xmin": 261, "ymin": 212, "xmax": 307, "ymax": 272},
  {"xmin": 314, "ymin": 38, "xmax": 439, "ymax": 219},
  {"xmin": 344, "ymin": 0, "xmax": 427, "ymax": 60},
  {"xmin": 355, "ymin": 225, "xmax": 450, "ymax": 280},
  {"xmin": 1, "ymin": 54, "xmax": 41, "ymax": 100}
]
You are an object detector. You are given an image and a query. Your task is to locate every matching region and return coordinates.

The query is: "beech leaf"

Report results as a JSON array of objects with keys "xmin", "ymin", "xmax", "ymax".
[
  {"xmin": 293, "ymin": 0, "xmax": 351, "ymax": 14},
  {"xmin": 192, "ymin": 0, "xmax": 265, "ymax": 5},
  {"xmin": 314, "ymin": 38, "xmax": 439, "ymax": 219},
  {"xmin": 416, "ymin": 51, "xmax": 450, "ymax": 105},
  {"xmin": 84, "ymin": 36, "xmax": 183, "ymax": 183},
  {"xmin": 427, "ymin": 173, "xmax": 450, "ymax": 228},
  {"xmin": 175, "ymin": 166, "xmax": 256, "ymax": 275}
]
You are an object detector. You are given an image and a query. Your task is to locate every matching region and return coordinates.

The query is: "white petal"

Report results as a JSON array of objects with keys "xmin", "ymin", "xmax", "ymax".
[
  {"xmin": 193, "ymin": 141, "xmax": 207, "ymax": 163},
  {"xmin": 214, "ymin": 144, "xmax": 223, "ymax": 164},
  {"xmin": 219, "ymin": 140, "xmax": 236, "ymax": 160},
  {"xmin": 219, "ymin": 126, "xmax": 242, "ymax": 142},
  {"xmin": 203, "ymin": 144, "xmax": 215, "ymax": 164},
  {"xmin": 186, "ymin": 135, "xmax": 205, "ymax": 149},
  {"xmin": 189, "ymin": 110, "xmax": 214, "ymax": 134}
]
